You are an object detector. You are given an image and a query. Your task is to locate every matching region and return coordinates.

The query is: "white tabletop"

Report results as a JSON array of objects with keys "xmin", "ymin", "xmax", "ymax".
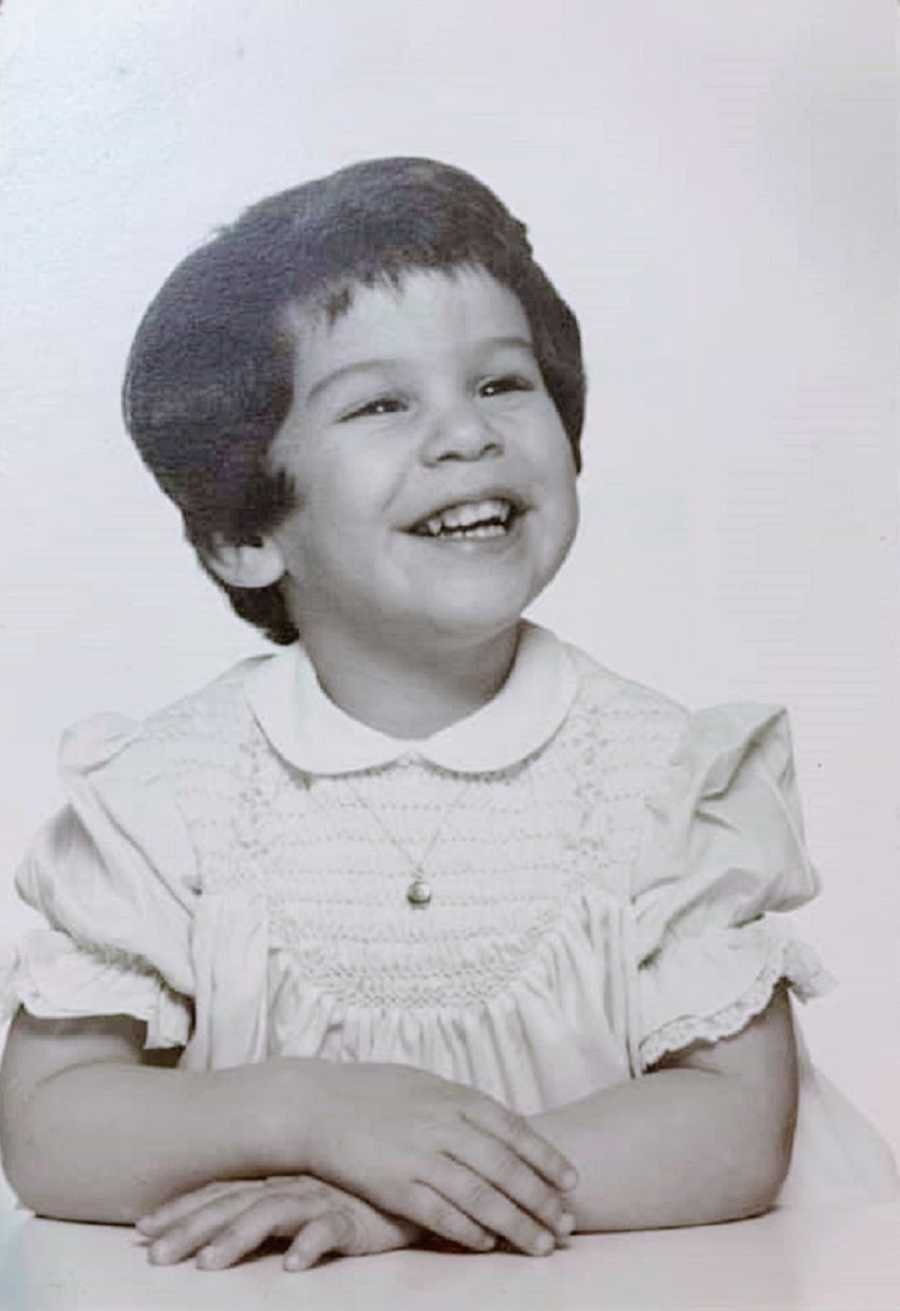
[{"xmin": 2, "ymin": 1200, "xmax": 899, "ymax": 1311}]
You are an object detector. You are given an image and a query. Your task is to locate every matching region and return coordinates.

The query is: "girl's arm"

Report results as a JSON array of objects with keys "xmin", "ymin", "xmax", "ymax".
[
  {"xmin": 0, "ymin": 1007, "xmax": 575, "ymax": 1254},
  {"xmin": 109, "ymin": 986, "xmax": 795, "ymax": 1268},
  {"xmin": 529, "ymin": 986, "xmax": 798, "ymax": 1230},
  {"xmin": 0, "ymin": 1009, "xmax": 300, "ymax": 1223}
]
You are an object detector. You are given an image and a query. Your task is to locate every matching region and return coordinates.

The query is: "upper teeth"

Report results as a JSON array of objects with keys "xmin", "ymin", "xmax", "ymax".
[{"xmin": 420, "ymin": 499, "xmax": 514, "ymax": 536}]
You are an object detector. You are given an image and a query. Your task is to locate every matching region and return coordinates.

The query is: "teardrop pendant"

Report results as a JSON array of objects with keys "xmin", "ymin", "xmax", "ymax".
[{"xmin": 406, "ymin": 877, "xmax": 432, "ymax": 908}]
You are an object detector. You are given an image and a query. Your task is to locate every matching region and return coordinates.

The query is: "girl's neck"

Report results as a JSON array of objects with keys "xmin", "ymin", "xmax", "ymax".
[{"xmin": 300, "ymin": 622, "xmax": 523, "ymax": 740}]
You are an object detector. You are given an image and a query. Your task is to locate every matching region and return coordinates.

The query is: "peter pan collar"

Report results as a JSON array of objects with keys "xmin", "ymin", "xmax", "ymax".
[{"xmin": 244, "ymin": 621, "xmax": 577, "ymax": 775}]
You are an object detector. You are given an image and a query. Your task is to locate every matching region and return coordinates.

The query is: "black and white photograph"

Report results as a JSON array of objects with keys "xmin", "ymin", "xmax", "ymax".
[{"xmin": 1, "ymin": 3, "xmax": 897, "ymax": 1307}]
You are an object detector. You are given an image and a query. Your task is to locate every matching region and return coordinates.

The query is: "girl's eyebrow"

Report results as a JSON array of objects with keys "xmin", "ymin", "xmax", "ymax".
[
  {"xmin": 306, "ymin": 360, "xmax": 394, "ymax": 404},
  {"xmin": 305, "ymin": 336, "xmax": 536, "ymax": 405}
]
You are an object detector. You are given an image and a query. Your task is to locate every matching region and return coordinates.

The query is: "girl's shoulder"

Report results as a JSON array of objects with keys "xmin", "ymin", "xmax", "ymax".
[
  {"xmin": 560, "ymin": 638, "xmax": 796, "ymax": 754},
  {"xmin": 560, "ymin": 640, "xmax": 690, "ymax": 760},
  {"xmin": 556, "ymin": 639, "xmax": 800, "ymax": 807},
  {"xmin": 58, "ymin": 655, "xmax": 272, "ymax": 781},
  {"xmin": 563, "ymin": 642, "xmax": 687, "ymax": 716}
]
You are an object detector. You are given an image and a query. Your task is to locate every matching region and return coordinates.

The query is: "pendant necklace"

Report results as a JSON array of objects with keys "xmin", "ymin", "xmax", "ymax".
[{"xmin": 346, "ymin": 773, "xmax": 472, "ymax": 908}]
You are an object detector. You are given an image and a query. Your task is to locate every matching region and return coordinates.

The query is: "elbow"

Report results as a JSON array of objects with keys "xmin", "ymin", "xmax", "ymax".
[
  {"xmin": 725, "ymin": 1093, "xmax": 797, "ymax": 1220},
  {"xmin": 1, "ymin": 1078, "xmax": 60, "ymax": 1218},
  {"xmin": 1, "ymin": 1090, "xmax": 140, "ymax": 1225},
  {"xmin": 2, "ymin": 1112, "xmax": 57, "ymax": 1219},
  {"xmin": 734, "ymin": 1140, "xmax": 792, "ymax": 1219},
  {"xmin": 745, "ymin": 1041, "xmax": 799, "ymax": 1217},
  {"xmin": 705, "ymin": 986, "xmax": 800, "ymax": 1221},
  {"xmin": 756, "ymin": 1110, "xmax": 797, "ymax": 1214},
  {"xmin": 0, "ymin": 1097, "xmax": 31, "ymax": 1211},
  {"xmin": 2, "ymin": 1143, "xmax": 141, "ymax": 1224},
  {"xmin": 1, "ymin": 1121, "xmax": 52, "ymax": 1218},
  {"xmin": 3, "ymin": 1169, "xmax": 49, "ymax": 1221}
]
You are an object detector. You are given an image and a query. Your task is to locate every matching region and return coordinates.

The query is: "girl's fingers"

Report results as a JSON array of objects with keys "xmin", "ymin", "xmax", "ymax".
[
  {"xmin": 462, "ymin": 1102, "xmax": 578, "ymax": 1193},
  {"xmin": 422, "ymin": 1156, "xmax": 557, "ymax": 1257},
  {"xmin": 147, "ymin": 1191, "xmax": 267, "ymax": 1265},
  {"xmin": 283, "ymin": 1211, "xmax": 355, "ymax": 1271},
  {"xmin": 138, "ymin": 1180, "xmax": 266, "ymax": 1235},
  {"xmin": 194, "ymin": 1196, "xmax": 335, "ymax": 1271},
  {"xmin": 447, "ymin": 1130, "xmax": 571, "ymax": 1240},
  {"xmin": 401, "ymin": 1181, "xmax": 501, "ymax": 1253}
]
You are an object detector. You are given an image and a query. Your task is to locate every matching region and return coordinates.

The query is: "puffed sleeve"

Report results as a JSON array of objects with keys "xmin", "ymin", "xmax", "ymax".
[
  {"xmin": 0, "ymin": 714, "xmax": 198, "ymax": 1048},
  {"xmin": 631, "ymin": 703, "xmax": 834, "ymax": 1071}
]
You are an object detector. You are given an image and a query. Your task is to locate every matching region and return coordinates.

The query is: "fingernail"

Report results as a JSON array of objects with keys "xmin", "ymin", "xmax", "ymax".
[
  {"xmin": 533, "ymin": 1232, "xmax": 554, "ymax": 1256},
  {"xmin": 149, "ymin": 1242, "xmax": 170, "ymax": 1265},
  {"xmin": 197, "ymin": 1245, "xmax": 222, "ymax": 1269},
  {"xmin": 286, "ymin": 1248, "xmax": 315, "ymax": 1272},
  {"xmin": 558, "ymin": 1212, "xmax": 575, "ymax": 1236}
]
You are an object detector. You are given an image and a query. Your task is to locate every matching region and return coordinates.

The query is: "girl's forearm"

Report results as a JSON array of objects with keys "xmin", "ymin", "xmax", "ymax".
[
  {"xmin": 531, "ymin": 1066, "xmax": 793, "ymax": 1231},
  {"xmin": 13, "ymin": 1062, "xmax": 785, "ymax": 1231},
  {"xmin": 3, "ymin": 1056, "xmax": 314, "ymax": 1224}
]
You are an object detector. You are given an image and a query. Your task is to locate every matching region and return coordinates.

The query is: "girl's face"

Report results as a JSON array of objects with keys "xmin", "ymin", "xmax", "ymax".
[{"xmin": 266, "ymin": 265, "xmax": 579, "ymax": 653}]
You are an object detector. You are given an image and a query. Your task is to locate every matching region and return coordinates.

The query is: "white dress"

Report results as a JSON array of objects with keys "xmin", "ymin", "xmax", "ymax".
[{"xmin": 2, "ymin": 624, "xmax": 896, "ymax": 1205}]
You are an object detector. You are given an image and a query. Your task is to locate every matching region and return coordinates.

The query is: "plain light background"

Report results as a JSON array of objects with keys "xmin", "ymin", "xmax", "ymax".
[{"xmin": 1, "ymin": 0, "xmax": 897, "ymax": 1174}]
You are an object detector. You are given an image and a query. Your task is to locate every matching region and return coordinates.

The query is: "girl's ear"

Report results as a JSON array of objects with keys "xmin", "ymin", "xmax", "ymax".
[{"xmin": 201, "ymin": 534, "xmax": 286, "ymax": 590}]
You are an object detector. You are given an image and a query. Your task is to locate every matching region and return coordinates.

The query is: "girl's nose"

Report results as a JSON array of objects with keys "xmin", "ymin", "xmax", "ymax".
[{"xmin": 420, "ymin": 399, "xmax": 503, "ymax": 465}]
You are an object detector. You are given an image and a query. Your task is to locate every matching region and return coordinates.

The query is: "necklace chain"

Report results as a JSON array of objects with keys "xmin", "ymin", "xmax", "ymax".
[{"xmin": 345, "ymin": 771, "xmax": 472, "ymax": 908}]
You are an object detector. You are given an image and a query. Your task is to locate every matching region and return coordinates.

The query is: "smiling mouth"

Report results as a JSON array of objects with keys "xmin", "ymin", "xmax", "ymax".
[{"xmin": 409, "ymin": 497, "xmax": 521, "ymax": 541}]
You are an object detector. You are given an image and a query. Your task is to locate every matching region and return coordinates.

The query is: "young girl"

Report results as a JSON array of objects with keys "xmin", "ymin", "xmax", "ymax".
[{"xmin": 0, "ymin": 157, "xmax": 895, "ymax": 1275}]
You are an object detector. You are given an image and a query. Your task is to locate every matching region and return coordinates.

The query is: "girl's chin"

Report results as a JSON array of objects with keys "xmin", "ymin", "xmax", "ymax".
[
  {"xmin": 411, "ymin": 596, "xmax": 531, "ymax": 643},
  {"xmin": 345, "ymin": 594, "xmax": 524, "ymax": 650}
]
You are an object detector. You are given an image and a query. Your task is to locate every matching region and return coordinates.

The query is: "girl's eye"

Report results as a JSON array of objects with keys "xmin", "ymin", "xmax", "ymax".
[
  {"xmin": 479, "ymin": 375, "xmax": 534, "ymax": 398},
  {"xmin": 341, "ymin": 396, "xmax": 407, "ymax": 422}
]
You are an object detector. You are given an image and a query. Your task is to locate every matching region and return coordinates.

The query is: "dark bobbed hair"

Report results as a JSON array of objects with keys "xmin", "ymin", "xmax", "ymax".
[{"xmin": 122, "ymin": 157, "xmax": 587, "ymax": 644}]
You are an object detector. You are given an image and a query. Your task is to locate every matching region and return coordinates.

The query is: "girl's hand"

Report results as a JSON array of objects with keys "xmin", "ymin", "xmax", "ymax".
[
  {"xmin": 297, "ymin": 1062, "xmax": 577, "ymax": 1256},
  {"xmin": 139, "ymin": 1176, "xmax": 424, "ymax": 1272}
]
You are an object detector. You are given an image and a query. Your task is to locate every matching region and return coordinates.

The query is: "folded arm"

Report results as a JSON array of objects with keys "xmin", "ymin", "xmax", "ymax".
[
  {"xmin": 0, "ymin": 1006, "xmax": 574, "ymax": 1257},
  {"xmin": 530, "ymin": 986, "xmax": 798, "ymax": 1230}
]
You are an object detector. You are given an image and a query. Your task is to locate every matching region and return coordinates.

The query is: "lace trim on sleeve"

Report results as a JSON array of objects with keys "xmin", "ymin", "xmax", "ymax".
[{"xmin": 639, "ymin": 937, "xmax": 835, "ymax": 1070}]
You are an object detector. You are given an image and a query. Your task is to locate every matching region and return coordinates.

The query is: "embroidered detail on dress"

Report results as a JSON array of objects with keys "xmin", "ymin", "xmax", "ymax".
[{"xmin": 139, "ymin": 661, "xmax": 691, "ymax": 1013}]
